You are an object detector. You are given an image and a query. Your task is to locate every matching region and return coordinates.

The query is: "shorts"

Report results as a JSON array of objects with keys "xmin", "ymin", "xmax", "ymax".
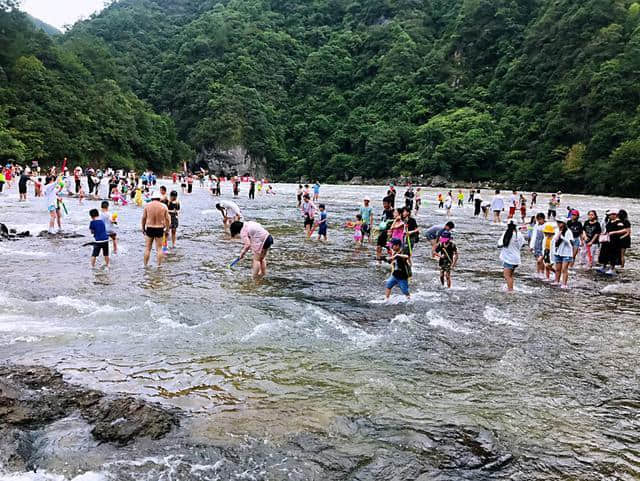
[
  {"xmin": 571, "ymin": 238, "xmax": 580, "ymax": 248},
  {"xmin": 318, "ymin": 224, "xmax": 327, "ymax": 236},
  {"xmin": 91, "ymin": 241, "xmax": 109, "ymax": 257},
  {"xmin": 361, "ymin": 224, "xmax": 370, "ymax": 236},
  {"xmin": 170, "ymin": 215, "xmax": 179, "ymax": 229},
  {"xmin": 108, "ymin": 232, "xmax": 117, "ymax": 239},
  {"xmin": 262, "ymin": 235, "xmax": 274, "ymax": 251},
  {"xmin": 386, "ymin": 275, "xmax": 409, "ymax": 295},
  {"xmin": 548, "ymin": 210, "xmax": 556, "ymax": 218},
  {"xmin": 377, "ymin": 231, "xmax": 388, "ymax": 247},
  {"xmin": 493, "ymin": 210, "xmax": 502, "ymax": 215},
  {"xmin": 508, "ymin": 207, "xmax": 516, "ymax": 216},
  {"xmin": 503, "ymin": 262, "xmax": 518, "ymax": 270},
  {"xmin": 19, "ymin": 185, "xmax": 27, "ymax": 194},
  {"xmin": 554, "ymin": 255, "xmax": 573, "ymax": 264},
  {"xmin": 304, "ymin": 216, "xmax": 314, "ymax": 227},
  {"xmin": 47, "ymin": 205, "xmax": 58, "ymax": 213},
  {"xmin": 427, "ymin": 231, "xmax": 440, "ymax": 241},
  {"xmin": 145, "ymin": 227, "xmax": 165, "ymax": 239},
  {"xmin": 534, "ymin": 247, "xmax": 543, "ymax": 258},
  {"xmin": 439, "ymin": 261, "xmax": 452, "ymax": 273},
  {"xmin": 187, "ymin": 184, "xmax": 193, "ymax": 193}
]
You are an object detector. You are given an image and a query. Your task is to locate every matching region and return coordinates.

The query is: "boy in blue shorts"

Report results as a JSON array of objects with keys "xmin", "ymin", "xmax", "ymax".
[
  {"xmin": 89, "ymin": 208, "xmax": 110, "ymax": 268},
  {"xmin": 385, "ymin": 238, "xmax": 411, "ymax": 299}
]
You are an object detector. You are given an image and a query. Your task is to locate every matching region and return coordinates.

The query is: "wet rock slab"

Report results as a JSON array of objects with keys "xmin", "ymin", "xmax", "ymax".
[{"xmin": 0, "ymin": 364, "xmax": 179, "ymax": 469}]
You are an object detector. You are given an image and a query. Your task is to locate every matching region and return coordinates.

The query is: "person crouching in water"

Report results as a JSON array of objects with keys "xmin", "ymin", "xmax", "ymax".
[
  {"xmin": 230, "ymin": 220, "xmax": 273, "ymax": 279},
  {"xmin": 435, "ymin": 230, "xmax": 458, "ymax": 288},
  {"xmin": 385, "ymin": 238, "xmax": 411, "ymax": 300}
]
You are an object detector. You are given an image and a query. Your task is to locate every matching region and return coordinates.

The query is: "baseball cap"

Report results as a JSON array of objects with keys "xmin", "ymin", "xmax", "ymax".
[
  {"xmin": 570, "ymin": 209, "xmax": 579, "ymax": 217},
  {"xmin": 364, "ymin": 196, "xmax": 371, "ymax": 201},
  {"xmin": 439, "ymin": 230, "xmax": 452, "ymax": 242}
]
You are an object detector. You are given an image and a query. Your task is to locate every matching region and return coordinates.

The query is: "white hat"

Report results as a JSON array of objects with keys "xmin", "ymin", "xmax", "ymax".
[
  {"xmin": 150, "ymin": 191, "xmax": 161, "ymax": 200},
  {"xmin": 608, "ymin": 209, "xmax": 619, "ymax": 215},
  {"xmin": 364, "ymin": 196, "xmax": 371, "ymax": 201}
]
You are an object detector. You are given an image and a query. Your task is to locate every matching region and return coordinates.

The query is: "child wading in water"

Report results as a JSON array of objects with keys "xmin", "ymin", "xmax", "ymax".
[
  {"xmin": 435, "ymin": 230, "xmax": 458, "ymax": 288},
  {"xmin": 317, "ymin": 204, "xmax": 328, "ymax": 241},
  {"xmin": 100, "ymin": 201, "xmax": 118, "ymax": 255},
  {"xmin": 385, "ymin": 238, "xmax": 411, "ymax": 300},
  {"xmin": 542, "ymin": 223, "xmax": 556, "ymax": 281},
  {"xmin": 89, "ymin": 208, "xmax": 110, "ymax": 269}
]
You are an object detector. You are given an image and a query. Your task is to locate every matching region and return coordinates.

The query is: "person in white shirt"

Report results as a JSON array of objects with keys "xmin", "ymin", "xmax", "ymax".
[
  {"xmin": 490, "ymin": 189, "xmax": 505, "ymax": 224},
  {"xmin": 43, "ymin": 176, "xmax": 62, "ymax": 233},
  {"xmin": 216, "ymin": 200, "xmax": 243, "ymax": 232},
  {"xmin": 498, "ymin": 220, "xmax": 526, "ymax": 292},
  {"xmin": 552, "ymin": 218, "xmax": 574, "ymax": 288}
]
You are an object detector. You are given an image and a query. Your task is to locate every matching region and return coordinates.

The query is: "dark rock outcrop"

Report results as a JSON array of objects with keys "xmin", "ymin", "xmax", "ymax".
[
  {"xmin": 0, "ymin": 365, "xmax": 178, "ymax": 449},
  {"xmin": 197, "ymin": 145, "xmax": 267, "ymax": 178}
]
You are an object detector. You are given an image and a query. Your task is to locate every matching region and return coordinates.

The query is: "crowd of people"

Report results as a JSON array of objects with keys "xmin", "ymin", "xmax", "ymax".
[
  {"xmin": 294, "ymin": 183, "xmax": 633, "ymax": 297},
  {"xmin": 0, "ymin": 161, "xmax": 634, "ymax": 295}
]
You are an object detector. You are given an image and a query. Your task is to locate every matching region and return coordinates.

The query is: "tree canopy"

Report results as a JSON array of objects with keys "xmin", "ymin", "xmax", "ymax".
[{"xmin": 3, "ymin": 0, "xmax": 640, "ymax": 194}]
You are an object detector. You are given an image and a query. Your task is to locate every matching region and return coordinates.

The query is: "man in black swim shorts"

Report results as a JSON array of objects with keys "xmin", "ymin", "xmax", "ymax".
[{"xmin": 141, "ymin": 191, "xmax": 171, "ymax": 267}]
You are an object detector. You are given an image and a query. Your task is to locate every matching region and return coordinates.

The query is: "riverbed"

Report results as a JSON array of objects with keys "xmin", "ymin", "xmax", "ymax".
[{"xmin": 0, "ymin": 181, "xmax": 639, "ymax": 480}]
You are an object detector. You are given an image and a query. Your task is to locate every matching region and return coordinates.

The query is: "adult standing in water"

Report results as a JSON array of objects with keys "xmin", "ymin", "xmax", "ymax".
[
  {"xmin": 490, "ymin": 189, "xmax": 504, "ymax": 224},
  {"xmin": 582, "ymin": 210, "xmax": 601, "ymax": 268},
  {"xmin": 498, "ymin": 220, "xmax": 525, "ymax": 292},
  {"xmin": 552, "ymin": 218, "xmax": 574, "ymax": 288},
  {"xmin": 230, "ymin": 220, "xmax": 273, "ymax": 279},
  {"xmin": 313, "ymin": 181, "xmax": 320, "ymax": 202},
  {"xmin": 43, "ymin": 176, "xmax": 63, "ymax": 234},
  {"xmin": 168, "ymin": 190, "xmax": 180, "ymax": 248},
  {"xmin": 18, "ymin": 168, "xmax": 33, "ymax": 202},
  {"xmin": 249, "ymin": 179, "xmax": 256, "ymax": 200},
  {"xmin": 376, "ymin": 196, "xmax": 395, "ymax": 262},
  {"xmin": 618, "ymin": 209, "xmax": 632, "ymax": 268},
  {"xmin": 301, "ymin": 193, "xmax": 316, "ymax": 238},
  {"xmin": 141, "ymin": 192, "xmax": 171, "ymax": 267},
  {"xmin": 473, "ymin": 189, "xmax": 482, "ymax": 217}
]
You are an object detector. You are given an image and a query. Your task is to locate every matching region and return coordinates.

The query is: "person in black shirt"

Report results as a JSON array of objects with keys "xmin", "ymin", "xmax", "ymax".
[
  {"xmin": 385, "ymin": 238, "xmax": 411, "ymax": 299},
  {"xmin": 404, "ymin": 186, "xmax": 415, "ymax": 212},
  {"xmin": 598, "ymin": 210, "xmax": 626, "ymax": 275},
  {"xmin": 618, "ymin": 209, "xmax": 632, "ymax": 268},
  {"xmin": 387, "ymin": 185, "xmax": 396, "ymax": 208},
  {"xmin": 401, "ymin": 208, "xmax": 419, "ymax": 252},
  {"xmin": 582, "ymin": 210, "xmax": 601, "ymax": 268},
  {"xmin": 566, "ymin": 209, "xmax": 583, "ymax": 263},
  {"xmin": 376, "ymin": 196, "xmax": 395, "ymax": 262},
  {"xmin": 18, "ymin": 170, "xmax": 32, "ymax": 201},
  {"xmin": 435, "ymin": 230, "xmax": 458, "ymax": 288},
  {"xmin": 249, "ymin": 180, "xmax": 256, "ymax": 200}
]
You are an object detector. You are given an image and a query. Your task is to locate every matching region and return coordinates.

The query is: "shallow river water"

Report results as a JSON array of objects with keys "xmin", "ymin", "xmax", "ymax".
[{"xmin": 1, "ymin": 181, "xmax": 639, "ymax": 481}]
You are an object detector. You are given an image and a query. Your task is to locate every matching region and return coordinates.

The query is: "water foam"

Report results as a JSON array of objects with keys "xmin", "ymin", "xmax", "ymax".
[
  {"xmin": 483, "ymin": 305, "xmax": 522, "ymax": 327},
  {"xmin": 0, "ymin": 470, "xmax": 106, "ymax": 481},
  {"xmin": 427, "ymin": 310, "xmax": 470, "ymax": 334}
]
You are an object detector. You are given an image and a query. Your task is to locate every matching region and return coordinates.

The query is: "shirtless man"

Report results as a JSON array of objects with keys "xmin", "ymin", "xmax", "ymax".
[{"xmin": 141, "ymin": 191, "xmax": 170, "ymax": 267}]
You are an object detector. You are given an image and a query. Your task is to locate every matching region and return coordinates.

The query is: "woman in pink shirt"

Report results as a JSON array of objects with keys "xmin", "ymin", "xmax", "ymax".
[{"xmin": 230, "ymin": 221, "xmax": 273, "ymax": 278}]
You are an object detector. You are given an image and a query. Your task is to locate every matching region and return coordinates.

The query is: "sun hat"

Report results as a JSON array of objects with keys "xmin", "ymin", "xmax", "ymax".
[{"xmin": 543, "ymin": 223, "xmax": 555, "ymax": 234}]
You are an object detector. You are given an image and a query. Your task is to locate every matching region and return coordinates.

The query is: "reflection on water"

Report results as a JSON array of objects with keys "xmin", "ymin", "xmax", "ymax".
[{"xmin": 1, "ymin": 182, "xmax": 639, "ymax": 480}]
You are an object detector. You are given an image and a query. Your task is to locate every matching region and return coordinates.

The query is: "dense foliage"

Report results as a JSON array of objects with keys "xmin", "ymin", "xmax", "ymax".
[
  {"xmin": 4, "ymin": 0, "xmax": 640, "ymax": 194},
  {"xmin": 0, "ymin": 3, "xmax": 190, "ymax": 172}
]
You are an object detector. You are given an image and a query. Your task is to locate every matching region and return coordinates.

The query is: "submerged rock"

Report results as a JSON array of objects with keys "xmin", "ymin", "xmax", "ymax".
[
  {"xmin": 0, "ymin": 365, "xmax": 178, "ymax": 455},
  {"xmin": 37, "ymin": 230, "xmax": 84, "ymax": 238}
]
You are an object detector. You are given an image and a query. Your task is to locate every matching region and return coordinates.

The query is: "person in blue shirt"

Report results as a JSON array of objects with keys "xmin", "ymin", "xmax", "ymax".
[
  {"xmin": 89, "ymin": 208, "xmax": 110, "ymax": 268},
  {"xmin": 312, "ymin": 182, "xmax": 320, "ymax": 202},
  {"xmin": 359, "ymin": 197, "xmax": 374, "ymax": 244},
  {"xmin": 317, "ymin": 204, "xmax": 328, "ymax": 241}
]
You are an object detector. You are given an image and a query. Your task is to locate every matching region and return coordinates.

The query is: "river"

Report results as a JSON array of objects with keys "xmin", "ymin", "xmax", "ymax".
[{"xmin": 0, "ymin": 181, "xmax": 639, "ymax": 480}]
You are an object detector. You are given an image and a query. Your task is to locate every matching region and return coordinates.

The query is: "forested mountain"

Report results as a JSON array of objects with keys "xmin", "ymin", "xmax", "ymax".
[
  {"xmin": 3, "ymin": 0, "xmax": 640, "ymax": 194},
  {"xmin": 25, "ymin": 14, "xmax": 61, "ymax": 36},
  {"xmin": 0, "ymin": 1, "xmax": 189, "ymax": 173}
]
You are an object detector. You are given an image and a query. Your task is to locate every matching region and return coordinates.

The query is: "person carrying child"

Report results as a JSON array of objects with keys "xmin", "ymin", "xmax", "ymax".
[
  {"xmin": 385, "ymin": 238, "xmax": 411, "ymax": 300},
  {"xmin": 435, "ymin": 230, "xmax": 458, "ymax": 288}
]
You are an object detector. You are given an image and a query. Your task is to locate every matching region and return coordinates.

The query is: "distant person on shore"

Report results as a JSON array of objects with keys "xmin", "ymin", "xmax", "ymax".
[
  {"xmin": 230, "ymin": 220, "xmax": 273, "ymax": 279},
  {"xmin": 141, "ymin": 192, "xmax": 170, "ymax": 267},
  {"xmin": 498, "ymin": 220, "xmax": 525, "ymax": 292}
]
